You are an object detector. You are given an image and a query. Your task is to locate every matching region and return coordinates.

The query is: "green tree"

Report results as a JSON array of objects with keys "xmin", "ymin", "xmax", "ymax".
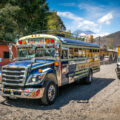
[
  {"xmin": 0, "ymin": 3, "xmax": 20, "ymax": 41},
  {"xmin": 0, "ymin": 1, "xmax": 67, "ymax": 42},
  {"xmin": 47, "ymin": 11, "xmax": 66, "ymax": 32},
  {"xmin": 0, "ymin": 0, "xmax": 49, "ymax": 41},
  {"xmin": 16, "ymin": 0, "xmax": 49, "ymax": 34}
]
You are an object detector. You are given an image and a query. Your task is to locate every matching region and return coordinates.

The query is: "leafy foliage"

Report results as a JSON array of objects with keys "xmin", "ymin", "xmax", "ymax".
[
  {"xmin": 47, "ymin": 11, "xmax": 66, "ymax": 31},
  {"xmin": 0, "ymin": 3, "xmax": 20, "ymax": 41},
  {"xmin": 0, "ymin": 0, "xmax": 66, "ymax": 42}
]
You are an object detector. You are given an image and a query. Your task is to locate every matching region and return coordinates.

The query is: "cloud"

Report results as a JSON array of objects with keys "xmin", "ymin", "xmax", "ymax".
[
  {"xmin": 98, "ymin": 12, "xmax": 113, "ymax": 24},
  {"xmin": 57, "ymin": 12, "xmax": 83, "ymax": 21},
  {"xmin": 57, "ymin": 11, "xmax": 99, "ymax": 33},
  {"xmin": 78, "ymin": 3, "xmax": 107, "ymax": 19},
  {"xmin": 79, "ymin": 3, "xmax": 101, "ymax": 12}
]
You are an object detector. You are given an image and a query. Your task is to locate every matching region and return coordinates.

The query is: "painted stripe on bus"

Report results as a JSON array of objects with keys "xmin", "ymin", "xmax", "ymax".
[{"xmin": 74, "ymin": 73, "xmax": 88, "ymax": 79}]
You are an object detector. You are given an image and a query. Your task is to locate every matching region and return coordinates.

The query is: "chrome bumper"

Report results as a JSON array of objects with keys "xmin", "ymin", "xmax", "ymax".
[{"xmin": 0, "ymin": 86, "xmax": 44, "ymax": 99}]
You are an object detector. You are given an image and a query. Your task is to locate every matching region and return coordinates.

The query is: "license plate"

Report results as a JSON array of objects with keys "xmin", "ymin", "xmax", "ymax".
[{"xmin": 9, "ymin": 95, "xmax": 16, "ymax": 99}]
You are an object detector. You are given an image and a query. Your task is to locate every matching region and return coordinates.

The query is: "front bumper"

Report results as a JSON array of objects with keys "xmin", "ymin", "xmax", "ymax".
[{"xmin": 0, "ymin": 86, "xmax": 44, "ymax": 99}]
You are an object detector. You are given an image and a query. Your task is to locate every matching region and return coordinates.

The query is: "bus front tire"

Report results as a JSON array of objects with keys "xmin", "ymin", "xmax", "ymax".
[
  {"xmin": 84, "ymin": 70, "xmax": 93, "ymax": 84},
  {"xmin": 41, "ymin": 80, "xmax": 57, "ymax": 105}
]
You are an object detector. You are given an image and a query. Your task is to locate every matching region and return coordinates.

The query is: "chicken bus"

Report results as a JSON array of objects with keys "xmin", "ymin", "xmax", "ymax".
[{"xmin": 0, "ymin": 34, "xmax": 100, "ymax": 105}]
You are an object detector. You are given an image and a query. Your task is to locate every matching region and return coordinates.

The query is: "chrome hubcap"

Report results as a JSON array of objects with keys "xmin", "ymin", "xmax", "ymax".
[{"xmin": 48, "ymin": 85, "xmax": 55, "ymax": 101}]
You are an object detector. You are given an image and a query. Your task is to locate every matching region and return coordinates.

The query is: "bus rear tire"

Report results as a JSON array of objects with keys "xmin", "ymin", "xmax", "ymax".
[
  {"xmin": 41, "ymin": 80, "xmax": 57, "ymax": 105},
  {"xmin": 84, "ymin": 70, "xmax": 93, "ymax": 84}
]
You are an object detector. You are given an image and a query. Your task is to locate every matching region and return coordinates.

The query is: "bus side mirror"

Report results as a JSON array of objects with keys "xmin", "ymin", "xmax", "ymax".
[
  {"xmin": 55, "ymin": 53, "xmax": 59, "ymax": 57},
  {"xmin": 55, "ymin": 43, "xmax": 59, "ymax": 48},
  {"xmin": 9, "ymin": 44, "xmax": 17, "ymax": 61}
]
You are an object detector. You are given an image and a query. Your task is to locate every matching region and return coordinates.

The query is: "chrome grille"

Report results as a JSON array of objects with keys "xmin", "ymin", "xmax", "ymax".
[{"xmin": 2, "ymin": 67, "xmax": 26, "ymax": 86}]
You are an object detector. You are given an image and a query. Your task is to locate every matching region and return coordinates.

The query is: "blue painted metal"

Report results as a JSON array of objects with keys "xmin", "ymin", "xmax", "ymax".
[
  {"xmin": 59, "ymin": 37, "xmax": 99, "ymax": 47},
  {"xmin": 5, "ymin": 59, "xmax": 54, "ymax": 68},
  {"xmin": 4, "ymin": 59, "xmax": 55, "ymax": 86}
]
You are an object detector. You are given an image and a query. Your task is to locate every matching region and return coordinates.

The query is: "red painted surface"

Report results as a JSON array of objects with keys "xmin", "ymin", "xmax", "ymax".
[
  {"xmin": 0, "ymin": 44, "xmax": 17, "ymax": 66},
  {"xmin": 0, "ymin": 73, "xmax": 1, "ymax": 82}
]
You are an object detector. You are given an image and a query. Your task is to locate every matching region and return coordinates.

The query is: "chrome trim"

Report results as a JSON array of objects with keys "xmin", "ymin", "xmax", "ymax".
[
  {"xmin": 1, "ymin": 88, "xmax": 44, "ymax": 99},
  {"xmin": 2, "ymin": 70, "xmax": 25, "ymax": 73},
  {"xmin": 2, "ymin": 78, "xmax": 23, "ymax": 82},
  {"xmin": 2, "ymin": 67, "xmax": 26, "ymax": 86},
  {"xmin": 2, "ymin": 82, "xmax": 23, "ymax": 86},
  {"xmin": 2, "ymin": 74, "xmax": 24, "ymax": 77},
  {"xmin": 1, "ymin": 94, "xmax": 42, "ymax": 99}
]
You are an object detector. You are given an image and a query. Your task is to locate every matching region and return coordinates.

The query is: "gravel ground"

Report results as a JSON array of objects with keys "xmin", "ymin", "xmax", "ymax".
[{"xmin": 0, "ymin": 63, "xmax": 120, "ymax": 120}]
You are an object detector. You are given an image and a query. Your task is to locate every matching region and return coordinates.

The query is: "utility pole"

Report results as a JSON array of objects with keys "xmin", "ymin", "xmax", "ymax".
[{"xmin": 99, "ymin": 36, "xmax": 101, "ymax": 48}]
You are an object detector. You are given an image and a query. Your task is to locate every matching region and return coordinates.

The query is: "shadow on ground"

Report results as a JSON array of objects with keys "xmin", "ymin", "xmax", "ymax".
[{"xmin": 0, "ymin": 77, "xmax": 115, "ymax": 110}]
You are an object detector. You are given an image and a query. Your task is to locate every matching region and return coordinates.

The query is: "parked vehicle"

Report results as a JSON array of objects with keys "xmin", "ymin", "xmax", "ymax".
[
  {"xmin": 0, "ymin": 33, "xmax": 100, "ymax": 105},
  {"xmin": 103, "ymin": 56, "xmax": 109, "ymax": 64},
  {"xmin": 116, "ymin": 45, "xmax": 120, "ymax": 79}
]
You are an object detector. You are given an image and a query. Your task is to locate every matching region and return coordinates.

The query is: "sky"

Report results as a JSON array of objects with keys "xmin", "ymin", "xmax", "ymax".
[{"xmin": 47, "ymin": 0, "xmax": 120, "ymax": 36}]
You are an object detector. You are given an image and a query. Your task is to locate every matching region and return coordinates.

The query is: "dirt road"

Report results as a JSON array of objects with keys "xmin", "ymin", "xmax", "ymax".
[{"xmin": 0, "ymin": 63, "xmax": 120, "ymax": 120}]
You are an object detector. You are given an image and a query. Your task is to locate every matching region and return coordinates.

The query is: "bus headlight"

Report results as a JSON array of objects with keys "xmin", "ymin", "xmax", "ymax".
[
  {"xmin": 26, "ymin": 74, "xmax": 45, "ymax": 85},
  {"xmin": 32, "ymin": 77, "xmax": 36, "ymax": 82}
]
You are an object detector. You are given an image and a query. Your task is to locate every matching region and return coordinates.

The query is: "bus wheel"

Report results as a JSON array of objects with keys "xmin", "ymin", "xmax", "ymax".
[
  {"xmin": 84, "ymin": 70, "xmax": 93, "ymax": 84},
  {"xmin": 41, "ymin": 80, "xmax": 57, "ymax": 105}
]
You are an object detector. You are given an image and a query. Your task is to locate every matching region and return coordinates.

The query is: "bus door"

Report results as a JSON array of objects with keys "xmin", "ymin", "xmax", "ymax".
[{"xmin": 61, "ymin": 47, "xmax": 69, "ymax": 85}]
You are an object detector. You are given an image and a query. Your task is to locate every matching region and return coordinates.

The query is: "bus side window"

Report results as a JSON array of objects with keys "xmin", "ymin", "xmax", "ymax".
[
  {"xmin": 62, "ymin": 50, "xmax": 68, "ymax": 59},
  {"xmin": 90, "ymin": 49, "xmax": 92, "ymax": 57},
  {"xmin": 69, "ymin": 48, "xmax": 74, "ymax": 58},
  {"xmin": 85, "ymin": 49, "xmax": 89, "ymax": 58},
  {"xmin": 78, "ymin": 49, "xmax": 83, "ymax": 58},
  {"xmin": 74, "ymin": 48, "xmax": 79, "ymax": 58},
  {"xmin": 82, "ymin": 49, "xmax": 86, "ymax": 57}
]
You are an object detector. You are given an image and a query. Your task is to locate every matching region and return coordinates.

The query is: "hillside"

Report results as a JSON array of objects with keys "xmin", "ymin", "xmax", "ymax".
[{"xmin": 95, "ymin": 31, "xmax": 120, "ymax": 48}]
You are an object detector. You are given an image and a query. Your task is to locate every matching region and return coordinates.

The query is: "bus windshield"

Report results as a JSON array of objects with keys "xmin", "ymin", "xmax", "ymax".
[{"xmin": 18, "ymin": 47, "xmax": 55, "ymax": 59}]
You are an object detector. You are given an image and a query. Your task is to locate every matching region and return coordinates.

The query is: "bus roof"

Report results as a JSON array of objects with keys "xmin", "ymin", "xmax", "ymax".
[
  {"xmin": 59, "ymin": 37, "xmax": 99, "ymax": 48},
  {"xmin": 18, "ymin": 34, "xmax": 99, "ymax": 48}
]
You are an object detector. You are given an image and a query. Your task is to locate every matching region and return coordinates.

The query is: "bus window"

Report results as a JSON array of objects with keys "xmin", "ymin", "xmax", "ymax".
[
  {"xmin": 96, "ymin": 49, "xmax": 100, "ymax": 58},
  {"xmin": 69, "ymin": 48, "xmax": 74, "ymax": 58},
  {"xmin": 78, "ymin": 49, "xmax": 83, "ymax": 57},
  {"xmin": 62, "ymin": 49, "xmax": 68, "ymax": 59},
  {"xmin": 18, "ymin": 48, "xmax": 27, "ymax": 58},
  {"xmin": 85, "ymin": 49, "xmax": 89, "ymax": 58},
  {"xmin": 74, "ymin": 48, "xmax": 79, "ymax": 58},
  {"xmin": 28, "ymin": 48, "xmax": 35, "ymax": 57},
  {"xmin": 82, "ymin": 49, "xmax": 86, "ymax": 57},
  {"xmin": 35, "ymin": 48, "xmax": 55, "ymax": 58},
  {"xmin": 90, "ymin": 49, "xmax": 93, "ymax": 58}
]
